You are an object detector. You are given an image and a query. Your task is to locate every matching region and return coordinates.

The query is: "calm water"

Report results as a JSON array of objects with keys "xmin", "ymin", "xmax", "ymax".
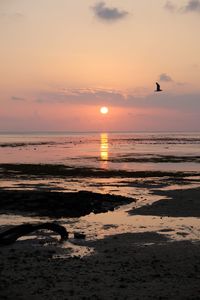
[{"xmin": 0, "ymin": 131, "xmax": 200, "ymax": 172}]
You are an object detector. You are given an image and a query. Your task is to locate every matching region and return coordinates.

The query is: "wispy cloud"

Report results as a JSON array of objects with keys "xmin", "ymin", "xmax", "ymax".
[
  {"xmin": 34, "ymin": 87, "xmax": 200, "ymax": 113},
  {"xmin": 164, "ymin": 1, "xmax": 176, "ymax": 12},
  {"xmin": 36, "ymin": 88, "xmax": 125, "ymax": 105},
  {"xmin": 91, "ymin": 2, "xmax": 129, "ymax": 22},
  {"xmin": 11, "ymin": 96, "xmax": 26, "ymax": 101},
  {"xmin": 0, "ymin": 12, "xmax": 24, "ymax": 21},
  {"xmin": 159, "ymin": 73, "xmax": 173, "ymax": 82}
]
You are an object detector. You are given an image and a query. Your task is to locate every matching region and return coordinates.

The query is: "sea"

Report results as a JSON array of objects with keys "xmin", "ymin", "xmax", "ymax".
[{"xmin": 0, "ymin": 131, "xmax": 200, "ymax": 172}]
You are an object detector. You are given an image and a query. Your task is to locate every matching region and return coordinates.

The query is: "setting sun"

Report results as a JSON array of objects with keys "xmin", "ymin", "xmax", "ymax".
[{"xmin": 100, "ymin": 106, "xmax": 109, "ymax": 114}]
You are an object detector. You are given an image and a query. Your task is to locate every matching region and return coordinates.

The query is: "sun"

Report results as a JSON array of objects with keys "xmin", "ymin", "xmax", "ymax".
[{"xmin": 100, "ymin": 106, "xmax": 109, "ymax": 114}]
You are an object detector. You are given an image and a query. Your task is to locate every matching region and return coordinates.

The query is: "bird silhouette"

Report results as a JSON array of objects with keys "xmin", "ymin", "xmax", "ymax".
[{"xmin": 155, "ymin": 82, "xmax": 162, "ymax": 92}]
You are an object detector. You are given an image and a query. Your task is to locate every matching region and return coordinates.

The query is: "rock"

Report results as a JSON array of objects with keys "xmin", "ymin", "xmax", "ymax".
[{"xmin": 74, "ymin": 232, "xmax": 86, "ymax": 239}]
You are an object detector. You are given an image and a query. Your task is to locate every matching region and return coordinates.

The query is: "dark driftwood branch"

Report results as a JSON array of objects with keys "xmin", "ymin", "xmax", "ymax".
[{"xmin": 0, "ymin": 222, "xmax": 68, "ymax": 245}]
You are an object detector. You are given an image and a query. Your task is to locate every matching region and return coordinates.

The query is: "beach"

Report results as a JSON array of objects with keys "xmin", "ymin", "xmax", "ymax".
[
  {"xmin": 0, "ymin": 132, "xmax": 200, "ymax": 299},
  {"xmin": 1, "ymin": 0, "xmax": 200, "ymax": 297}
]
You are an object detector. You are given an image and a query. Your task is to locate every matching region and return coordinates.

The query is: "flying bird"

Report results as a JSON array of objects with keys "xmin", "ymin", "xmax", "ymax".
[{"xmin": 155, "ymin": 82, "xmax": 162, "ymax": 92}]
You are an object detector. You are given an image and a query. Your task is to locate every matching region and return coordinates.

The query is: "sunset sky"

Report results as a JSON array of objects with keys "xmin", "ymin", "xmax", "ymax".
[{"xmin": 0, "ymin": 0, "xmax": 200, "ymax": 131}]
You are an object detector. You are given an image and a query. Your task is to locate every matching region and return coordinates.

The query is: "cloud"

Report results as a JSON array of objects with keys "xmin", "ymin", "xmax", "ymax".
[
  {"xmin": 159, "ymin": 73, "xmax": 173, "ymax": 82},
  {"xmin": 11, "ymin": 96, "xmax": 26, "ymax": 101},
  {"xmin": 36, "ymin": 88, "xmax": 125, "ymax": 106},
  {"xmin": 34, "ymin": 87, "xmax": 200, "ymax": 114},
  {"xmin": 91, "ymin": 2, "xmax": 129, "ymax": 22},
  {"xmin": 0, "ymin": 12, "xmax": 24, "ymax": 21},
  {"xmin": 164, "ymin": 0, "xmax": 200, "ymax": 13},
  {"xmin": 164, "ymin": 1, "xmax": 176, "ymax": 12},
  {"xmin": 183, "ymin": 0, "xmax": 200, "ymax": 12}
]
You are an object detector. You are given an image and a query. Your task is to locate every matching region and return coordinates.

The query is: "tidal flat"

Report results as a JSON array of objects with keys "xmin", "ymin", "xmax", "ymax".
[{"xmin": 0, "ymin": 162, "xmax": 200, "ymax": 299}]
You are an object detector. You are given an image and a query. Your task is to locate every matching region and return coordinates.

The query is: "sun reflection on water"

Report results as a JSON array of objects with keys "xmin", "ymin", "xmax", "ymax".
[{"xmin": 100, "ymin": 133, "xmax": 108, "ymax": 168}]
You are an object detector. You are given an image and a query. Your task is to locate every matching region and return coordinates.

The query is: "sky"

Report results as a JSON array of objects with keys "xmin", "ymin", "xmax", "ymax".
[{"xmin": 0, "ymin": 0, "xmax": 200, "ymax": 131}]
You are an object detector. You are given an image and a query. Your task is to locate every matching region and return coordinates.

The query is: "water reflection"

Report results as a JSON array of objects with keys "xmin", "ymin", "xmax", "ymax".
[{"xmin": 100, "ymin": 133, "xmax": 108, "ymax": 168}]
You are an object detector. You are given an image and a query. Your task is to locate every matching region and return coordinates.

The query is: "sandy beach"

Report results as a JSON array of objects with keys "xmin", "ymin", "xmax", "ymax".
[
  {"xmin": 1, "ymin": 231, "xmax": 200, "ymax": 300},
  {"xmin": 0, "ymin": 163, "xmax": 200, "ymax": 299}
]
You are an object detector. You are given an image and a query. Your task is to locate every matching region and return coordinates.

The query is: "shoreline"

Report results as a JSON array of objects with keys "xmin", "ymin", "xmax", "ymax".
[{"xmin": 1, "ymin": 163, "xmax": 199, "ymax": 178}]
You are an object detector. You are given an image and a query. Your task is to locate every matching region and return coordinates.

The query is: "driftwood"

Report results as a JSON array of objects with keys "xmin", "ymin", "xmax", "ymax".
[{"xmin": 0, "ymin": 222, "xmax": 68, "ymax": 246}]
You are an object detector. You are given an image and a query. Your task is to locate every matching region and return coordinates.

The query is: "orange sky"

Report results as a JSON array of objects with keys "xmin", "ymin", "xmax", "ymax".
[{"xmin": 0, "ymin": 0, "xmax": 200, "ymax": 131}]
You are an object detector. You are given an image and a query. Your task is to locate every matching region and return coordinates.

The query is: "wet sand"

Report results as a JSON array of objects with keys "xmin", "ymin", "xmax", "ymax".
[
  {"xmin": 0, "ymin": 232, "xmax": 200, "ymax": 299},
  {"xmin": 0, "ymin": 190, "xmax": 134, "ymax": 218},
  {"xmin": 0, "ymin": 164, "xmax": 200, "ymax": 299},
  {"xmin": 129, "ymin": 187, "xmax": 200, "ymax": 218},
  {"xmin": 0, "ymin": 163, "xmax": 198, "ymax": 179}
]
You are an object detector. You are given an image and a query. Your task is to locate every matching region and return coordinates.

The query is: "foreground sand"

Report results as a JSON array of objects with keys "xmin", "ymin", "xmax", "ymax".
[
  {"xmin": 0, "ymin": 232, "xmax": 200, "ymax": 300},
  {"xmin": 0, "ymin": 164, "xmax": 200, "ymax": 299}
]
